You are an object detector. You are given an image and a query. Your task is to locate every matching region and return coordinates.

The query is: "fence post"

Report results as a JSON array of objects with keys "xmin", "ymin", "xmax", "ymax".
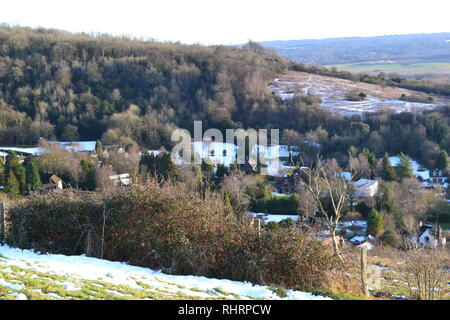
[
  {"xmin": 361, "ymin": 246, "xmax": 369, "ymax": 297},
  {"xmin": 0, "ymin": 202, "xmax": 4, "ymax": 241}
]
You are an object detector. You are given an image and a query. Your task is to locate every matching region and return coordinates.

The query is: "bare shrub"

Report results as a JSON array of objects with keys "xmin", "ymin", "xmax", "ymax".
[
  {"xmin": 402, "ymin": 249, "xmax": 449, "ymax": 300},
  {"xmin": 6, "ymin": 191, "xmax": 102, "ymax": 254},
  {"xmin": 222, "ymin": 229, "xmax": 338, "ymax": 291}
]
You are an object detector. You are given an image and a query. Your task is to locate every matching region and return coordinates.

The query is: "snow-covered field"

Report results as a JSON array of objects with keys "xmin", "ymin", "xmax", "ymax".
[
  {"xmin": 0, "ymin": 146, "xmax": 45, "ymax": 155},
  {"xmin": 0, "ymin": 141, "xmax": 96, "ymax": 155},
  {"xmin": 48, "ymin": 141, "xmax": 96, "ymax": 152},
  {"xmin": 0, "ymin": 245, "xmax": 330, "ymax": 300},
  {"xmin": 271, "ymin": 71, "xmax": 450, "ymax": 116},
  {"xmin": 250, "ymin": 212, "xmax": 299, "ymax": 224},
  {"xmin": 387, "ymin": 156, "xmax": 429, "ymax": 180}
]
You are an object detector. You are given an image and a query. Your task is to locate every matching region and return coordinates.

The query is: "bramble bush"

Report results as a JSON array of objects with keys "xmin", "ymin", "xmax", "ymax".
[{"xmin": 6, "ymin": 178, "xmax": 338, "ymax": 290}]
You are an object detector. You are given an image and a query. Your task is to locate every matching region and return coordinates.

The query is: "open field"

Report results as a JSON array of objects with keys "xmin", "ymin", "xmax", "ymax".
[
  {"xmin": 270, "ymin": 71, "xmax": 450, "ymax": 116},
  {"xmin": 328, "ymin": 61, "xmax": 450, "ymax": 76}
]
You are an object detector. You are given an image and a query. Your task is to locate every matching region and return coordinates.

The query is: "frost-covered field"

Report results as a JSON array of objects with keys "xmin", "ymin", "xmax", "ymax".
[
  {"xmin": 270, "ymin": 71, "xmax": 450, "ymax": 116},
  {"xmin": 250, "ymin": 212, "xmax": 300, "ymax": 224},
  {"xmin": 0, "ymin": 245, "xmax": 330, "ymax": 300},
  {"xmin": 0, "ymin": 141, "xmax": 96, "ymax": 156}
]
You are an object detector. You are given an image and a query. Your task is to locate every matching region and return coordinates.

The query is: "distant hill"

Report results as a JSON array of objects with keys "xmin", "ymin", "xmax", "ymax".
[
  {"xmin": 259, "ymin": 33, "xmax": 450, "ymax": 78},
  {"xmin": 259, "ymin": 33, "xmax": 450, "ymax": 65}
]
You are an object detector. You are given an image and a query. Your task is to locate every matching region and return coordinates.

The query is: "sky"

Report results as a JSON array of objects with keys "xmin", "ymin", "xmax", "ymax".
[{"xmin": 1, "ymin": 0, "xmax": 449, "ymax": 45}]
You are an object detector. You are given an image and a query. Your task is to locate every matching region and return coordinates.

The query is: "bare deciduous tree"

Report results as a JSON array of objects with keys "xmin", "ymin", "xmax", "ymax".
[
  {"xmin": 281, "ymin": 129, "xmax": 301, "ymax": 165},
  {"xmin": 403, "ymin": 249, "xmax": 449, "ymax": 300},
  {"xmin": 95, "ymin": 166, "xmax": 115, "ymax": 192},
  {"xmin": 297, "ymin": 184, "xmax": 318, "ymax": 219},
  {"xmin": 221, "ymin": 171, "xmax": 256, "ymax": 218},
  {"xmin": 38, "ymin": 140, "xmax": 84, "ymax": 187},
  {"xmin": 301, "ymin": 156, "xmax": 356, "ymax": 262}
]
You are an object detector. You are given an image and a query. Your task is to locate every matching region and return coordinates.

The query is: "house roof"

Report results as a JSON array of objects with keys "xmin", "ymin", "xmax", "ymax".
[
  {"xmin": 109, "ymin": 173, "xmax": 130, "ymax": 180},
  {"xmin": 322, "ymin": 236, "xmax": 345, "ymax": 245},
  {"xmin": 356, "ymin": 242, "xmax": 374, "ymax": 250},
  {"xmin": 337, "ymin": 171, "xmax": 352, "ymax": 180},
  {"xmin": 420, "ymin": 227, "xmax": 443, "ymax": 238},
  {"xmin": 351, "ymin": 179, "xmax": 378, "ymax": 188},
  {"xmin": 50, "ymin": 175, "xmax": 62, "ymax": 184},
  {"xmin": 350, "ymin": 235, "xmax": 377, "ymax": 245}
]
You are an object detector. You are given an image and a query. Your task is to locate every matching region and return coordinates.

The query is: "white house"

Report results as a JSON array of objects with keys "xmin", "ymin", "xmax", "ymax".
[
  {"xmin": 350, "ymin": 179, "xmax": 379, "ymax": 198},
  {"xmin": 42, "ymin": 175, "xmax": 63, "ymax": 193},
  {"xmin": 417, "ymin": 227, "xmax": 447, "ymax": 248},
  {"xmin": 429, "ymin": 169, "xmax": 448, "ymax": 185},
  {"xmin": 350, "ymin": 235, "xmax": 377, "ymax": 247},
  {"xmin": 0, "ymin": 151, "xmax": 7, "ymax": 163},
  {"xmin": 109, "ymin": 173, "xmax": 131, "ymax": 187}
]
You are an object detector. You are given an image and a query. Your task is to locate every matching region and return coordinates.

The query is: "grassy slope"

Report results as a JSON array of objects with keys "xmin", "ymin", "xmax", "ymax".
[{"xmin": 0, "ymin": 256, "xmax": 241, "ymax": 300}]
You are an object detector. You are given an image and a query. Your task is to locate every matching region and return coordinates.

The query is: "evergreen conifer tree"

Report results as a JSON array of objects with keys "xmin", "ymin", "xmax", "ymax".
[
  {"xmin": 381, "ymin": 153, "xmax": 397, "ymax": 182},
  {"xmin": 24, "ymin": 157, "xmax": 42, "ymax": 192},
  {"xmin": 5, "ymin": 151, "xmax": 26, "ymax": 195},
  {"xmin": 6, "ymin": 171, "xmax": 20, "ymax": 197},
  {"xmin": 95, "ymin": 139, "xmax": 103, "ymax": 156},
  {"xmin": 367, "ymin": 208, "xmax": 385, "ymax": 236},
  {"xmin": 436, "ymin": 150, "xmax": 449, "ymax": 170},
  {"xmin": 397, "ymin": 152, "xmax": 413, "ymax": 180}
]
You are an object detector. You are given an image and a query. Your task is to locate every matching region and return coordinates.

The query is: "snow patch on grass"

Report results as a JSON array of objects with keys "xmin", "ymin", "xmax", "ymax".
[{"xmin": 0, "ymin": 245, "xmax": 330, "ymax": 300}]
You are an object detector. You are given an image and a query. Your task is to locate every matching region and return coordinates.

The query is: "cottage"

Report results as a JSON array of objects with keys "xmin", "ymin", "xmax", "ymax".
[
  {"xmin": 322, "ymin": 236, "xmax": 346, "ymax": 248},
  {"xmin": 429, "ymin": 169, "xmax": 448, "ymax": 185},
  {"xmin": 108, "ymin": 173, "xmax": 131, "ymax": 187},
  {"xmin": 350, "ymin": 235, "xmax": 377, "ymax": 247},
  {"xmin": 0, "ymin": 151, "xmax": 7, "ymax": 163},
  {"xmin": 42, "ymin": 175, "xmax": 63, "ymax": 192},
  {"xmin": 417, "ymin": 224, "xmax": 447, "ymax": 248},
  {"xmin": 350, "ymin": 179, "xmax": 378, "ymax": 198},
  {"xmin": 271, "ymin": 176, "xmax": 296, "ymax": 194}
]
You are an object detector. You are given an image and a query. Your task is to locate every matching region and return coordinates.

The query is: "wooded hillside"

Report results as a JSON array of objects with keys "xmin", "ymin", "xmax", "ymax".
[{"xmin": 0, "ymin": 25, "xmax": 288, "ymax": 147}]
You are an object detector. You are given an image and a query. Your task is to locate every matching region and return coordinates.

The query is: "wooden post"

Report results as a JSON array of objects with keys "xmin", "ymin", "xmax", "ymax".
[
  {"xmin": 360, "ymin": 246, "xmax": 369, "ymax": 297},
  {"xmin": 0, "ymin": 202, "xmax": 4, "ymax": 241}
]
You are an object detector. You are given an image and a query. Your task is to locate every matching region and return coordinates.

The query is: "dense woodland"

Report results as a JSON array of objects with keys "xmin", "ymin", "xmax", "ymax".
[{"xmin": 0, "ymin": 25, "xmax": 288, "ymax": 147}]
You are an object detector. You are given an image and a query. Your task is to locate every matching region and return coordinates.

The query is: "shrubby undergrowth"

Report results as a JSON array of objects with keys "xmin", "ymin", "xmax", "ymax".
[{"xmin": 6, "ymin": 179, "xmax": 337, "ymax": 291}]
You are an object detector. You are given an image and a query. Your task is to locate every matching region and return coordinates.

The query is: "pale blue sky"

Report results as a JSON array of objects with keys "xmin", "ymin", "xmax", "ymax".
[{"xmin": 1, "ymin": 0, "xmax": 449, "ymax": 44}]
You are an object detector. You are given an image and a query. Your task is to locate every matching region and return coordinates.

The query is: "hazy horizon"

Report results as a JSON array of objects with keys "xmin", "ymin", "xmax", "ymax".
[
  {"xmin": 2, "ymin": 22, "xmax": 449, "ymax": 45},
  {"xmin": 1, "ymin": 0, "xmax": 449, "ymax": 45}
]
